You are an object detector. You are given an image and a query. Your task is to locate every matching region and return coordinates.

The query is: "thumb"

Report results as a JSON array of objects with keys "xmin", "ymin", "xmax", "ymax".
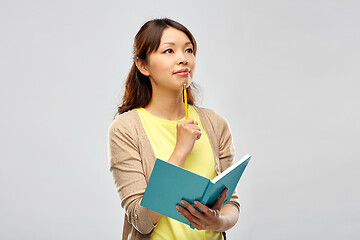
[{"xmin": 212, "ymin": 187, "xmax": 228, "ymax": 210}]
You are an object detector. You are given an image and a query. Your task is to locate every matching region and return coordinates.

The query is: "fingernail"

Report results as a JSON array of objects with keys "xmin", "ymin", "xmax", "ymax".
[
  {"xmin": 181, "ymin": 200, "xmax": 185, "ymax": 205},
  {"xmin": 176, "ymin": 206, "xmax": 180, "ymax": 210}
]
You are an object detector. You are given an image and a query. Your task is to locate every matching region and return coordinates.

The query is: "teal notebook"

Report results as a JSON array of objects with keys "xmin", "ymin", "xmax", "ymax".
[{"xmin": 140, "ymin": 154, "xmax": 251, "ymax": 227}]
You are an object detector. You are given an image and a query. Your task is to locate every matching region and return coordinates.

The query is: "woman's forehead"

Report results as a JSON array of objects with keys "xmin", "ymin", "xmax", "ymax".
[{"xmin": 160, "ymin": 27, "xmax": 192, "ymax": 46}]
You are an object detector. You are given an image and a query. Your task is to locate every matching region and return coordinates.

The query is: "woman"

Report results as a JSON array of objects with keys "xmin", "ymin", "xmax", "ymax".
[{"xmin": 109, "ymin": 18, "xmax": 240, "ymax": 240}]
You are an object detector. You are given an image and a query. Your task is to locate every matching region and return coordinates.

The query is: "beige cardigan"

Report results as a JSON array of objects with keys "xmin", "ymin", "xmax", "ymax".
[{"xmin": 108, "ymin": 106, "xmax": 240, "ymax": 240}]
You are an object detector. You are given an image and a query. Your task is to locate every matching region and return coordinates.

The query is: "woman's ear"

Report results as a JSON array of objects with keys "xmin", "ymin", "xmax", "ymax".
[{"xmin": 135, "ymin": 57, "xmax": 150, "ymax": 76}]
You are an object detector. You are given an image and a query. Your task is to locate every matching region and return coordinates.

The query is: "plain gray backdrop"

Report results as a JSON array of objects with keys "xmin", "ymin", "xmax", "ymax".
[{"xmin": 1, "ymin": 0, "xmax": 359, "ymax": 239}]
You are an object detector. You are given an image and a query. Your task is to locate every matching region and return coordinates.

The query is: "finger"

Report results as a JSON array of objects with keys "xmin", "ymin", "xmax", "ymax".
[
  {"xmin": 191, "ymin": 222, "xmax": 202, "ymax": 230},
  {"xmin": 185, "ymin": 119, "xmax": 198, "ymax": 126},
  {"xmin": 191, "ymin": 126, "xmax": 201, "ymax": 132},
  {"xmin": 196, "ymin": 133, "xmax": 202, "ymax": 140},
  {"xmin": 177, "ymin": 119, "xmax": 194, "ymax": 129},
  {"xmin": 178, "ymin": 121, "xmax": 200, "ymax": 131},
  {"xmin": 190, "ymin": 125, "xmax": 201, "ymax": 131},
  {"xmin": 180, "ymin": 200, "xmax": 205, "ymax": 221},
  {"xmin": 194, "ymin": 201, "xmax": 211, "ymax": 215},
  {"xmin": 176, "ymin": 205, "xmax": 202, "ymax": 227},
  {"xmin": 187, "ymin": 126, "xmax": 201, "ymax": 140},
  {"xmin": 183, "ymin": 118, "xmax": 195, "ymax": 124},
  {"xmin": 193, "ymin": 129, "xmax": 202, "ymax": 137},
  {"xmin": 212, "ymin": 187, "xmax": 228, "ymax": 210},
  {"xmin": 187, "ymin": 125, "xmax": 201, "ymax": 132}
]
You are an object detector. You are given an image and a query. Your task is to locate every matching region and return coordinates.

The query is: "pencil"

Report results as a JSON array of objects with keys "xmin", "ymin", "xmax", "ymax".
[{"xmin": 183, "ymin": 84, "xmax": 188, "ymax": 119}]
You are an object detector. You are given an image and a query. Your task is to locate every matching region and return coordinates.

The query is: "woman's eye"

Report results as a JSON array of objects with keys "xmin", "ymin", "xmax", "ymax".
[
  {"xmin": 164, "ymin": 49, "xmax": 173, "ymax": 53},
  {"xmin": 185, "ymin": 48, "xmax": 193, "ymax": 53}
]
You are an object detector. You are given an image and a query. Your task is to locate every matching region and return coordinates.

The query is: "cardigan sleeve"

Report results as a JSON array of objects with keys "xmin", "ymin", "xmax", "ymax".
[
  {"xmin": 216, "ymin": 113, "xmax": 241, "ymax": 212},
  {"xmin": 108, "ymin": 116, "xmax": 155, "ymax": 235}
]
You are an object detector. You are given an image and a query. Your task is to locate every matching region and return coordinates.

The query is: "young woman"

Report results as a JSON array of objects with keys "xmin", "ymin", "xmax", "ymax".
[{"xmin": 109, "ymin": 18, "xmax": 240, "ymax": 240}]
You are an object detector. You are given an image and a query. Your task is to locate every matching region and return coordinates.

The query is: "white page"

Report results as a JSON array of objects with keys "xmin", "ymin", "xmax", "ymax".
[{"xmin": 211, "ymin": 154, "xmax": 251, "ymax": 183}]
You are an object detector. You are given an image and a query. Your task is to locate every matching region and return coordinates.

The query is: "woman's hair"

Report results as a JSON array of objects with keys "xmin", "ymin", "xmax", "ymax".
[{"xmin": 115, "ymin": 18, "xmax": 198, "ymax": 118}]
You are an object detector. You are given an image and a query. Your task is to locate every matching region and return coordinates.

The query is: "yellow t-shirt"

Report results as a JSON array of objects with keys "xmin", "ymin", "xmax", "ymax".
[{"xmin": 136, "ymin": 105, "xmax": 223, "ymax": 240}]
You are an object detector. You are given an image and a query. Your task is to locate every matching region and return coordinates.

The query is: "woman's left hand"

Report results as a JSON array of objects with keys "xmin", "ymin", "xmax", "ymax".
[{"xmin": 176, "ymin": 187, "xmax": 228, "ymax": 231}]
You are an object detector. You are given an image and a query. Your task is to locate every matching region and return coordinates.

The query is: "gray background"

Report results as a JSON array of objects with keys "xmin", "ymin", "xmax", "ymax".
[{"xmin": 1, "ymin": 0, "xmax": 359, "ymax": 239}]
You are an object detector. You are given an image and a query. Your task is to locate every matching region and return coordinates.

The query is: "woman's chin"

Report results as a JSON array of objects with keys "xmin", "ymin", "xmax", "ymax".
[{"xmin": 181, "ymin": 78, "xmax": 192, "ymax": 88}]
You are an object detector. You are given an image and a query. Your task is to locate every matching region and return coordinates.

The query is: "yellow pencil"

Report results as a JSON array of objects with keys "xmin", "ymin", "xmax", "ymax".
[{"xmin": 183, "ymin": 84, "xmax": 188, "ymax": 119}]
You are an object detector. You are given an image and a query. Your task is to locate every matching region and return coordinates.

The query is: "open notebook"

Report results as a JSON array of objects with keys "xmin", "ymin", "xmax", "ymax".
[{"xmin": 141, "ymin": 154, "xmax": 251, "ymax": 227}]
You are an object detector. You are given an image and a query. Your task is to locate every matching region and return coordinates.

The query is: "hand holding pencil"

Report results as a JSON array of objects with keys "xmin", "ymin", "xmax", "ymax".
[
  {"xmin": 172, "ymin": 118, "xmax": 202, "ymax": 164},
  {"xmin": 167, "ymin": 84, "xmax": 202, "ymax": 166},
  {"xmin": 181, "ymin": 83, "xmax": 202, "ymax": 142}
]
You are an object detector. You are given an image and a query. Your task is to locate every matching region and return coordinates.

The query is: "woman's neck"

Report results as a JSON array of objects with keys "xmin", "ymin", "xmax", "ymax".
[{"xmin": 145, "ymin": 88, "xmax": 186, "ymax": 121}]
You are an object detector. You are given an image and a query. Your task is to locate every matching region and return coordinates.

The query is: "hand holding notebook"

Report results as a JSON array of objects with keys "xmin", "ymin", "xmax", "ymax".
[{"xmin": 175, "ymin": 186, "xmax": 229, "ymax": 230}]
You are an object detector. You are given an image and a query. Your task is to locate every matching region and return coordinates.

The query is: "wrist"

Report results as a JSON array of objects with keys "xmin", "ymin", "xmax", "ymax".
[
  {"xmin": 215, "ymin": 214, "xmax": 228, "ymax": 232},
  {"xmin": 168, "ymin": 148, "xmax": 187, "ymax": 167},
  {"xmin": 216, "ymin": 204, "xmax": 239, "ymax": 232}
]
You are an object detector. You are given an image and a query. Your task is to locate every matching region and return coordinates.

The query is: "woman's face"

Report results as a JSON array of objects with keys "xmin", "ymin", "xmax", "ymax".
[{"xmin": 140, "ymin": 27, "xmax": 196, "ymax": 91}]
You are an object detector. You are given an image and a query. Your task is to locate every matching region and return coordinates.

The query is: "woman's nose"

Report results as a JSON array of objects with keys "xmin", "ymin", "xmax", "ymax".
[
  {"xmin": 178, "ymin": 59, "xmax": 188, "ymax": 65},
  {"xmin": 177, "ymin": 53, "xmax": 188, "ymax": 65}
]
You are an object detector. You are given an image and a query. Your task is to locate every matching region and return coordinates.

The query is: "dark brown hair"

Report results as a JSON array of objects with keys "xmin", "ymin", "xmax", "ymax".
[{"xmin": 114, "ymin": 18, "xmax": 198, "ymax": 118}]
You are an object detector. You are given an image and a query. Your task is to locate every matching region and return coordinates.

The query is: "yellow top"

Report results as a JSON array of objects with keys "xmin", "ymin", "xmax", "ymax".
[{"xmin": 136, "ymin": 105, "xmax": 223, "ymax": 240}]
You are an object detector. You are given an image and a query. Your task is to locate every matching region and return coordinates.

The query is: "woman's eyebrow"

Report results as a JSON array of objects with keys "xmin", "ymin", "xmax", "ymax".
[{"xmin": 160, "ymin": 41, "xmax": 193, "ymax": 46}]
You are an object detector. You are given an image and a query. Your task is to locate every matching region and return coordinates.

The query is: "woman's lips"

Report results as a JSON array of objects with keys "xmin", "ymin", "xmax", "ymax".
[
  {"xmin": 174, "ymin": 68, "xmax": 190, "ymax": 76},
  {"xmin": 175, "ymin": 72, "xmax": 189, "ymax": 76}
]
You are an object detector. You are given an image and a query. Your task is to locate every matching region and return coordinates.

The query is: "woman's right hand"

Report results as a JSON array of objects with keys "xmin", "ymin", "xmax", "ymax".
[{"xmin": 169, "ymin": 118, "xmax": 202, "ymax": 166}]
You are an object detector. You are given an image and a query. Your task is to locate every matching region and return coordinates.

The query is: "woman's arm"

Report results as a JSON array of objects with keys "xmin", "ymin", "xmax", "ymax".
[
  {"xmin": 146, "ymin": 209, "xmax": 162, "ymax": 225},
  {"xmin": 217, "ymin": 113, "xmax": 241, "ymax": 213},
  {"xmin": 218, "ymin": 203, "xmax": 240, "ymax": 232},
  {"xmin": 109, "ymin": 117, "xmax": 156, "ymax": 234}
]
